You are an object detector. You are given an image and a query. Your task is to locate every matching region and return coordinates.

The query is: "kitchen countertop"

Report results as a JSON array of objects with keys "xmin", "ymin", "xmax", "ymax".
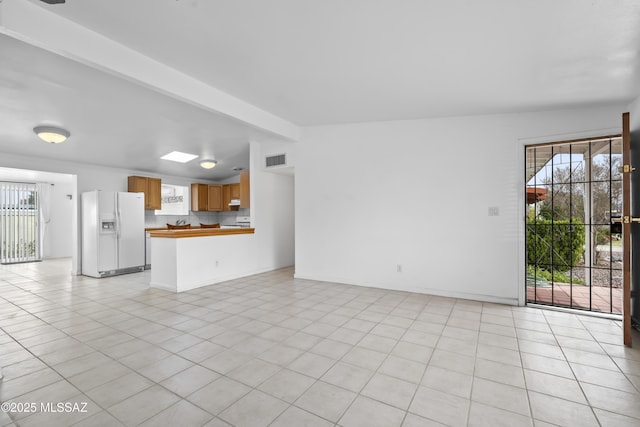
[{"xmin": 148, "ymin": 228, "xmax": 255, "ymax": 238}]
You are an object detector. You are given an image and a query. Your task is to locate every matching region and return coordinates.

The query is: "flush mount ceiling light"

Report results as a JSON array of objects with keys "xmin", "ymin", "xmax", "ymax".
[
  {"xmin": 200, "ymin": 160, "xmax": 218, "ymax": 169},
  {"xmin": 33, "ymin": 126, "xmax": 70, "ymax": 144},
  {"xmin": 160, "ymin": 151, "xmax": 198, "ymax": 163}
]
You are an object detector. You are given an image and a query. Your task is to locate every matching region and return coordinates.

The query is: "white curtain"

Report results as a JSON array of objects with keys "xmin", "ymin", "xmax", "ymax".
[{"xmin": 36, "ymin": 183, "xmax": 52, "ymax": 260}]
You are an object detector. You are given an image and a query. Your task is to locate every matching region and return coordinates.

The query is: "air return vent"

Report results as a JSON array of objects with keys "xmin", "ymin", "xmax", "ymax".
[{"xmin": 265, "ymin": 153, "xmax": 286, "ymax": 168}]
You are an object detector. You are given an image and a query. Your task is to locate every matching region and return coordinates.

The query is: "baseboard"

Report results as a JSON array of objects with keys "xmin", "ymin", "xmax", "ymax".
[
  {"xmin": 294, "ymin": 273, "xmax": 518, "ymax": 306},
  {"xmin": 151, "ymin": 265, "xmax": 284, "ymax": 293}
]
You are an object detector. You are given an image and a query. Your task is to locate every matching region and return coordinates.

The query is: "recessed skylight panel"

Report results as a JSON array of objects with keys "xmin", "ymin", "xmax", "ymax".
[{"xmin": 160, "ymin": 151, "xmax": 198, "ymax": 163}]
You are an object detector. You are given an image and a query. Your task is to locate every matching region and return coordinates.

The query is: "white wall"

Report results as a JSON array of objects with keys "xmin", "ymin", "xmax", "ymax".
[
  {"xmin": 249, "ymin": 141, "xmax": 295, "ymax": 270},
  {"xmin": 295, "ymin": 104, "xmax": 625, "ymax": 305},
  {"xmin": 629, "ymin": 96, "xmax": 640, "ymax": 132}
]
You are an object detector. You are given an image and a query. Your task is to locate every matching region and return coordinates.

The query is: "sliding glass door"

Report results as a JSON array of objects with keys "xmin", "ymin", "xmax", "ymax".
[{"xmin": 0, "ymin": 182, "xmax": 40, "ymax": 264}]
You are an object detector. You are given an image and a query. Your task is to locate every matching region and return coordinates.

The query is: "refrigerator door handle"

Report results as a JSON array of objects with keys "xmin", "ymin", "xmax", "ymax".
[
  {"xmin": 116, "ymin": 209, "xmax": 121, "ymax": 239},
  {"xmin": 115, "ymin": 197, "xmax": 120, "ymax": 269},
  {"xmin": 115, "ymin": 197, "xmax": 120, "ymax": 240}
]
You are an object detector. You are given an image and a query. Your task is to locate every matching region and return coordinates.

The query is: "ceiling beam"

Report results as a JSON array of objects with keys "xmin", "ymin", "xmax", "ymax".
[{"xmin": 0, "ymin": 0, "xmax": 300, "ymax": 142}]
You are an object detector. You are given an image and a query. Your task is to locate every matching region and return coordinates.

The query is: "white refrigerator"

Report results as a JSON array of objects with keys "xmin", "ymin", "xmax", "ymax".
[{"xmin": 82, "ymin": 191, "xmax": 145, "ymax": 278}]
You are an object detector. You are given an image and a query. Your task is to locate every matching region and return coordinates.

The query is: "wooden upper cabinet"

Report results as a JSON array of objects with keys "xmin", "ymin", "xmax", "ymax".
[
  {"xmin": 128, "ymin": 176, "xmax": 162, "ymax": 210},
  {"xmin": 240, "ymin": 171, "xmax": 250, "ymax": 208},
  {"xmin": 230, "ymin": 183, "xmax": 240, "ymax": 200},
  {"xmin": 191, "ymin": 184, "xmax": 208, "ymax": 211},
  {"xmin": 190, "ymin": 176, "xmax": 246, "ymax": 213},
  {"xmin": 208, "ymin": 185, "xmax": 223, "ymax": 211},
  {"xmin": 222, "ymin": 184, "xmax": 231, "ymax": 212},
  {"xmin": 146, "ymin": 178, "xmax": 161, "ymax": 210}
]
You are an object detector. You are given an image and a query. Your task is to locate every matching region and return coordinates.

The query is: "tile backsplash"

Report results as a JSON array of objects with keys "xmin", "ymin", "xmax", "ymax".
[
  {"xmin": 145, "ymin": 209, "xmax": 250, "ymax": 228},
  {"xmin": 219, "ymin": 209, "xmax": 250, "ymax": 226}
]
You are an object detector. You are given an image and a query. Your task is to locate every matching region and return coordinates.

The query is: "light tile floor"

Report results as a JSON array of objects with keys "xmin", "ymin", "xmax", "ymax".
[{"xmin": 0, "ymin": 259, "xmax": 639, "ymax": 426}]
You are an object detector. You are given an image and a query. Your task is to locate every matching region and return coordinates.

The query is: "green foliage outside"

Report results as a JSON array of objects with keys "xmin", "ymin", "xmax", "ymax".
[
  {"xmin": 526, "ymin": 218, "xmax": 585, "ymax": 273},
  {"xmin": 527, "ymin": 152, "xmax": 621, "ymax": 285},
  {"xmin": 595, "ymin": 226, "xmax": 611, "ymax": 246},
  {"xmin": 526, "ymin": 265, "xmax": 584, "ymax": 285}
]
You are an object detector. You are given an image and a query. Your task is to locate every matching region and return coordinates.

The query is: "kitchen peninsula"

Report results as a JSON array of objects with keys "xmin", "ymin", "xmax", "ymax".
[{"xmin": 149, "ymin": 227, "xmax": 256, "ymax": 292}]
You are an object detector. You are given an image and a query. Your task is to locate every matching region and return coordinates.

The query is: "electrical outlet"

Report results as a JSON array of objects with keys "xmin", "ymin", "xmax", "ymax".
[
  {"xmin": 397, "ymin": 264, "xmax": 402, "ymax": 273},
  {"xmin": 488, "ymin": 206, "xmax": 499, "ymax": 216},
  {"xmin": 215, "ymin": 260, "xmax": 219, "ymax": 267}
]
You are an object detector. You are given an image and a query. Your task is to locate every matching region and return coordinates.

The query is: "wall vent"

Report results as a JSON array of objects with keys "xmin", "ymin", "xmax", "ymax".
[{"xmin": 265, "ymin": 153, "xmax": 286, "ymax": 168}]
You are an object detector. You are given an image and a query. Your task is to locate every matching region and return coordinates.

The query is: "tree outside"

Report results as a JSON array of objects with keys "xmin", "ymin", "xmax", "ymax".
[
  {"xmin": 536, "ymin": 154, "xmax": 622, "ymax": 226},
  {"xmin": 527, "ymin": 151, "xmax": 622, "ymax": 283}
]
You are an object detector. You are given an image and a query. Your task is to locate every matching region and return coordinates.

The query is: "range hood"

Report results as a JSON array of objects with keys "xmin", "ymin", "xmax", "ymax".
[{"xmin": 229, "ymin": 199, "xmax": 241, "ymax": 206}]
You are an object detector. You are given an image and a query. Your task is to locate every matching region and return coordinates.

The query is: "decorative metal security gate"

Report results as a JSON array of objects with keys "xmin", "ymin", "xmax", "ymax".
[
  {"xmin": 0, "ymin": 182, "xmax": 40, "ymax": 264},
  {"xmin": 525, "ymin": 136, "xmax": 623, "ymax": 315}
]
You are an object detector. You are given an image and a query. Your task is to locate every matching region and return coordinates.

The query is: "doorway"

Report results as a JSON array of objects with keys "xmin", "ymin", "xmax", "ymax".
[
  {"xmin": 0, "ymin": 168, "xmax": 75, "ymax": 265},
  {"xmin": 525, "ymin": 137, "xmax": 623, "ymax": 315}
]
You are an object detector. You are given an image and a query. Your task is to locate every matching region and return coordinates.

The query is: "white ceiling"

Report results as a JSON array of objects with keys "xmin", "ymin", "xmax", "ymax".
[
  {"xmin": 27, "ymin": 0, "xmax": 640, "ymax": 126},
  {"xmin": 0, "ymin": 0, "xmax": 639, "ymax": 181},
  {"xmin": 0, "ymin": 34, "xmax": 278, "ymax": 180}
]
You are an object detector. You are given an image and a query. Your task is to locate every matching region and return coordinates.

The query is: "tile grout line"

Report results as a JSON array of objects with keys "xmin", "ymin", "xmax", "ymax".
[
  {"xmin": 2, "ymin": 263, "xmax": 640, "ymax": 426},
  {"xmin": 542, "ymin": 309, "xmax": 603, "ymax": 426}
]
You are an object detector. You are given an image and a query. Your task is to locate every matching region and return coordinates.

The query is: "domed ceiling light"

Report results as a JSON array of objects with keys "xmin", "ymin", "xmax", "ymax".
[
  {"xmin": 33, "ymin": 126, "xmax": 70, "ymax": 144},
  {"xmin": 200, "ymin": 160, "xmax": 218, "ymax": 169}
]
